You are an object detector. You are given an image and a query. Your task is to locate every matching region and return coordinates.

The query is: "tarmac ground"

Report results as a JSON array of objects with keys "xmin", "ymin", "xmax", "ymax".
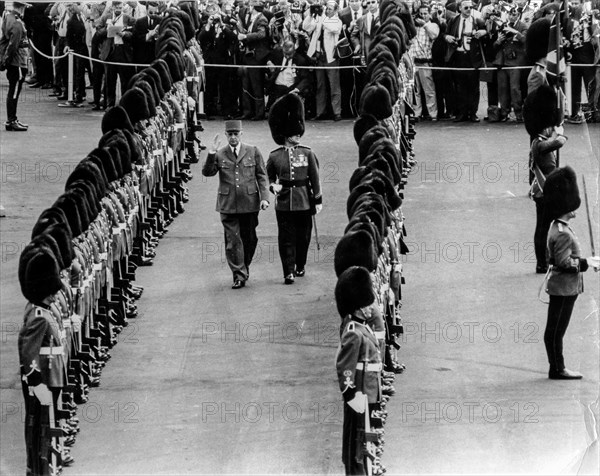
[{"xmin": 0, "ymin": 80, "xmax": 599, "ymax": 475}]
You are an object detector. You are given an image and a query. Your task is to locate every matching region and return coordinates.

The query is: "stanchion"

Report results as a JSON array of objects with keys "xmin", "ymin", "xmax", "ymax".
[
  {"xmin": 565, "ymin": 63, "xmax": 572, "ymax": 115},
  {"xmin": 58, "ymin": 51, "xmax": 83, "ymax": 108}
]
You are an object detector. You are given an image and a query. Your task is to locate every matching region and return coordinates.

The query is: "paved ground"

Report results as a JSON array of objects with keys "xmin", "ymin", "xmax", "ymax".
[{"xmin": 1, "ymin": 80, "xmax": 599, "ymax": 475}]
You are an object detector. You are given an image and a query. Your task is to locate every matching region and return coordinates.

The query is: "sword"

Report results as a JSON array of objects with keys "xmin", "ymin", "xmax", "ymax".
[
  {"xmin": 582, "ymin": 175, "xmax": 595, "ymax": 256},
  {"xmin": 312, "ymin": 215, "xmax": 320, "ymax": 251}
]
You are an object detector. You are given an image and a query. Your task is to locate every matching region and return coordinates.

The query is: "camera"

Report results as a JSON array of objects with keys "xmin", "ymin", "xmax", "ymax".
[{"xmin": 310, "ymin": 4, "xmax": 323, "ymax": 16}]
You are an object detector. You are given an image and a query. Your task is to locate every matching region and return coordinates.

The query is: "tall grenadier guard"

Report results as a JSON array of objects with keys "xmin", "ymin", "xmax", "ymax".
[
  {"xmin": 266, "ymin": 93, "xmax": 322, "ymax": 284},
  {"xmin": 0, "ymin": 0, "xmax": 31, "ymax": 131},
  {"xmin": 542, "ymin": 166, "xmax": 599, "ymax": 380},
  {"xmin": 335, "ymin": 266, "xmax": 382, "ymax": 476},
  {"xmin": 18, "ymin": 247, "xmax": 67, "ymax": 476},
  {"xmin": 202, "ymin": 120, "xmax": 270, "ymax": 289}
]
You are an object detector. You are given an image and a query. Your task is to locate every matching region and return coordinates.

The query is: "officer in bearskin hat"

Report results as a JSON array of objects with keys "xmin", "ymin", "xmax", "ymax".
[
  {"xmin": 543, "ymin": 166, "xmax": 599, "ymax": 379},
  {"xmin": 266, "ymin": 93, "xmax": 322, "ymax": 284}
]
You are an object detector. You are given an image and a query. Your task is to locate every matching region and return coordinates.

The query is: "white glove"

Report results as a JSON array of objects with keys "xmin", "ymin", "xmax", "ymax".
[
  {"xmin": 271, "ymin": 183, "xmax": 283, "ymax": 194},
  {"xmin": 33, "ymin": 384, "xmax": 53, "ymax": 406},
  {"xmin": 588, "ymin": 256, "xmax": 600, "ymax": 271},
  {"xmin": 347, "ymin": 391, "xmax": 366, "ymax": 413},
  {"xmin": 315, "ymin": 204, "xmax": 323, "ymax": 214}
]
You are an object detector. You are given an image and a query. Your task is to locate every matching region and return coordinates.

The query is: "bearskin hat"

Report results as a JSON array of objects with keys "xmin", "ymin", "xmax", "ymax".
[
  {"xmin": 523, "ymin": 83, "xmax": 558, "ymax": 137},
  {"xmin": 334, "ymin": 266, "xmax": 376, "ymax": 317},
  {"xmin": 268, "ymin": 93, "xmax": 305, "ymax": 145},
  {"xmin": 19, "ymin": 248, "xmax": 63, "ymax": 304},
  {"xmin": 543, "ymin": 166, "xmax": 581, "ymax": 220}
]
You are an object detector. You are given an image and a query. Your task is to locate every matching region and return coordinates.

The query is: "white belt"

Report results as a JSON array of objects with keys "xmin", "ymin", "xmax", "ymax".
[
  {"xmin": 175, "ymin": 123, "xmax": 185, "ymax": 130},
  {"xmin": 39, "ymin": 346, "xmax": 64, "ymax": 355},
  {"xmin": 374, "ymin": 331, "xmax": 385, "ymax": 340},
  {"xmin": 356, "ymin": 362, "xmax": 382, "ymax": 372}
]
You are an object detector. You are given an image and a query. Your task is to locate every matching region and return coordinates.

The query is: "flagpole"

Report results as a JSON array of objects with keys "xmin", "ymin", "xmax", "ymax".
[{"xmin": 556, "ymin": 2, "xmax": 564, "ymax": 167}]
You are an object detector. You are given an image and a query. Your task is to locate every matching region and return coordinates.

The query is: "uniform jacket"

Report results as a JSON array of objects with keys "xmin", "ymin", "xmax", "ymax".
[
  {"xmin": 336, "ymin": 315, "xmax": 381, "ymax": 404},
  {"xmin": 18, "ymin": 303, "xmax": 66, "ymax": 388},
  {"xmin": 444, "ymin": 13, "xmax": 486, "ymax": 66},
  {"xmin": 202, "ymin": 143, "xmax": 270, "ymax": 214},
  {"xmin": 531, "ymin": 134, "xmax": 562, "ymax": 177},
  {"xmin": 266, "ymin": 145, "xmax": 322, "ymax": 212},
  {"xmin": 546, "ymin": 219, "xmax": 589, "ymax": 296},
  {"xmin": 0, "ymin": 11, "xmax": 29, "ymax": 68}
]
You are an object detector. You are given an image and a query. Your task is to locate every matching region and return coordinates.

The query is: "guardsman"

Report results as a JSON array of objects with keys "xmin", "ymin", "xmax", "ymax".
[
  {"xmin": 543, "ymin": 166, "xmax": 600, "ymax": 379},
  {"xmin": 18, "ymin": 247, "xmax": 67, "ymax": 476},
  {"xmin": 0, "ymin": 0, "xmax": 31, "ymax": 131},
  {"xmin": 202, "ymin": 120, "xmax": 270, "ymax": 289},
  {"xmin": 335, "ymin": 266, "xmax": 382, "ymax": 476},
  {"xmin": 266, "ymin": 93, "xmax": 322, "ymax": 284}
]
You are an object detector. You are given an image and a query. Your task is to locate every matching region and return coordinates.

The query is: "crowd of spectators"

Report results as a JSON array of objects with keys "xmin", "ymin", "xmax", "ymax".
[{"xmin": 3, "ymin": 0, "xmax": 600, "ymax": 123}]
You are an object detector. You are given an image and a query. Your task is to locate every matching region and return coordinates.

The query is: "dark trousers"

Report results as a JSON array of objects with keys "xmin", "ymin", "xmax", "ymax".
[
  {"xmin": 433, "ymin": 68, "xmax": 457, "ymax": 116},
  {"xmin": 220, "ymin": 212, "xmax": 259, "ymax": 281},
  {"xmin": 570, "ymin": 64, "xmax": 596, "ymax": 115},
  {"xmin": 205, "ymin": 65, "xmax": 238, "ymax": 116},
  {"xmin": 32, "ymin": 32, "xmax": 54, "ymax": 85},
  {"xmin": 22, "ymin": 383, "xmax": 61, "ymax": 476},
  {"xmin": 55, "ymin": 37, "xmax": 68, "ymax": 90},
  {"xmin": 5, "ymin": 65, "xmax": 27, "ymax": 122},
  {"xmin": 342, "ymin": 403, "xmax": 367, "ymax": 476},
  {"xmin": 498, "ymin": 67, "xmax": 523, "ymax": 115},
  {"xmin": 241, "ymin": 60, "xmax": 265, "ymax": 118},
  {"xmin": 105, "ymin": 63, "xmax": 133, "ymax": 107},
  {"xmin": 534, "ymin": 197, "xmax": 552, "ymax": 268},
  {"xmin": 92, "ymin": 59, "xmax": 106, "ymax": 106},
  {"xmin": 545, "ymin": 295, "xmax": 578, "ymax": 372},
  {"xmin": 275, "ymin": 210, "xmax": 312, "ymax": 277},
  {"xmin": 73, "ymin": 46, "xmax": 89, "ymax": 100},
  {"xmin": 451, "ymin": 52, "xmax": 480, "ymax": 117},
  {"xmin": 485, "ymin": 72, "xmax": 498, "ymax": 107}
]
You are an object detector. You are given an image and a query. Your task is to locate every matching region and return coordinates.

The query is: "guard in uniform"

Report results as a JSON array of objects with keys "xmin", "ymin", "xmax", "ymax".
[
  {"xmin": 18, "ymin": 247, "xmax": 67, "ymax": 476},
  {"xmin": 266, "ymin": 93, "xmax": 322, "ymax": 284},
  {"xmin": 202, "ymin": 120, "xmax": 270, "ymax": 289},
  {"xmin": 543, "ymin": 166, "xmax": 599, "ymax": 379},
  {"xmin": 335, "ymin": 266, "xmax": 382, "ymax": 476}
]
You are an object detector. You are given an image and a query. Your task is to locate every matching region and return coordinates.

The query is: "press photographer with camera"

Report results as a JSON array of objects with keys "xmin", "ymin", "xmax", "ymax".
[
  {"xmin": 236, "ymin": 0, "xmax": 271, "ymax": 120},
  {"xmin": 409, "ymin": 4, "xmax": 440, "ymax": 121},
  {"xmin": 431, "ymin": 1, "xmax": 459, "ymax": 119},
  {"xmin": 304, "ymin": 0, "xmax": 343, "ymax": 121},
  {"xmin": 444, "ymin": 0, "xmax": 487, "ymax": 122},
  {"xmin": 198, "ymin": 1, "xmax": 240, "ymax": 119},
  {"xmin": 491, "ymin": 7, "xmax": 527, "ymax": 122},
  {"xmin": 350, "ymin": 0, "xmax": 380, "ymax": 58}
]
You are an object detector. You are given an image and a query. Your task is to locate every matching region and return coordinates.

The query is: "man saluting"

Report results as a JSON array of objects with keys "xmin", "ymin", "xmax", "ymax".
[{"xmin": 202, "ymin": 120, "xmax": 270, "ymax": 289}]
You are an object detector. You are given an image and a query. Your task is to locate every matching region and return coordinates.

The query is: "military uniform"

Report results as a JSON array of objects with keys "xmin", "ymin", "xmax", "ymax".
[
  {"xmin": 266, "ymin": 145, "xmax": 322, "ymax": 277},
  {"xmin": 202, "ymin": 142, "xmax": 270, "ymax": 283},
  {"xmin": 544, "ymin": 219, "xmax": 589, "ymax": 375},
  {"xmin": 19, "ymin": 303, "xmax": 66, "ymax": 476},
  {"xmin": 336, "ymin": 312, "xmax": 382, "ymax": 476}
]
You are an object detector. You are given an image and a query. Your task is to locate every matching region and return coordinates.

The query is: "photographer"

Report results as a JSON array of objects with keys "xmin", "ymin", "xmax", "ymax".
[
  {"xmin": 304, "ymin": 0, "xmax": 343, "ymax": 121},
  {"xmin": 431, "ymin": 1, "xmax": 458, "ymax": 119},
  {"xmin": 492, "ymin": 7, "xmax": 527, "ymax": 122},
  {"xmin": 199, "ymin": 3, "xmax": 240, "ymax": 118},
  {"xmin": 269, "ymin": 0, "xmax": 302, "ymax": 47},
  {"xmin": 444, "ymin": 0, "xmax": 487, "ymax": 122},
  {"xmin": 350, "ymin": 0, "xmax": 380, "ymax": 58},
  {"xmin": 236, "ymin": 0, "xmax": 271, "ymax": 120},
  {"xmin": 410, "ymin": 4, "xmax": 440, "ymax": 121}
]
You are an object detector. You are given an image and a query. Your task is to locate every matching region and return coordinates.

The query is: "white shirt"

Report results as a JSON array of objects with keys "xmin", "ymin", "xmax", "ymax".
[
  {"xmin": 457, "ymin": 15, "xmax": 474, "ymax": 51},
  {"xmin": 230, "ymin": 145, "xmax": 240, "ymax": 157},
  {"xmin": 275, "ymin": 56, "xmax": 296, "ymax": 87}
]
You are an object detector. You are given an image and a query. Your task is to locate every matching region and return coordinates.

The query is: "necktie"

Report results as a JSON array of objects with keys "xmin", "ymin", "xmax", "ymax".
[
  {"xmin": 233, "ymin": 148, "xmax": 238, "ymax": 159},
  {"xmin": 353, "ymin": 11, "xmax": 357, "ymax": 21}
]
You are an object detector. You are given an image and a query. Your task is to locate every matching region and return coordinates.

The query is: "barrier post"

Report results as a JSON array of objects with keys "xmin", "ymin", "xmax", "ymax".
[
  {"xmin": 68, "ymin": 51, "xmax": 74, "ymax": 102},
  {"xmin": 565, "ymin": 63, "xmax": 572, "ymax": 116}
]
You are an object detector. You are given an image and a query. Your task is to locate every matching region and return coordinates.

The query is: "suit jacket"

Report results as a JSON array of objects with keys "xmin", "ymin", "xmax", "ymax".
[
  {"xmin": 97, "ymin": 14, "xmax": 136, "ymax": 62},
  {"xmin": 265, "ymin": 50, "xmax": 311, "ymax": 96},
  {"xmin": 239, "ymin": 10, "xmax": 270, "ymax": 62},
  {"xmin": 547, "ymin": 220, "xmax": 589, "ymax": 296},
  {"xmin": 132, "ymin": 14, "xmax": 161, "ymax": 65},
  {"xmin": 266, "ymin": 145, "xmax": 322, "ymax": 212},
  {"xmin": 350, "ymin": 12, "xmax": 379, "ymax": 56},
  {"xmin": 202, "ymin": 143, "xmax": 270, "ymax": 214},
  {"xmin": 444, "ymin": 13, "xmax": 485, "ymax": 66}
]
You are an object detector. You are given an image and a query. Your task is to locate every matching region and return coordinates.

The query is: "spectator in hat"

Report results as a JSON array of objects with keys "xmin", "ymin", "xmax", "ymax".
[
  {"xmin": 266, "ymin": 93, "xmax": 322, "ymax": 284},
  {"xmin": 202, "ymin": 120, "xmax": 270, "ymax": 289},
  {"xmin": 543, "ymin": 166, "xmax": 600, "ymax": 380}
]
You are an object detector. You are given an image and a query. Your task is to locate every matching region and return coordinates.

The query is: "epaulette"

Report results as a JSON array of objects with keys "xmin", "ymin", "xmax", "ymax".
[
  {"xmin": 558, "ymin": 222, "xmax": 564, "ymax": 232},
  {"xmin": 270, "ymin": 146, "xmax": 285, "ymax": 153},
  {"xmin": 347, "ymin": 321, "xmax": 356, "ymax": 332},
  {"xmin": 298, "ymin": 144, "xmax": 311, "ymax": 151}
]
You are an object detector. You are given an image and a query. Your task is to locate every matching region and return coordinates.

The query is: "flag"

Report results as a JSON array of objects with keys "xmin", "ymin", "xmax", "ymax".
[{"xmin": 546, "ymin": 1, "xmax": 566, "ymax": 78}]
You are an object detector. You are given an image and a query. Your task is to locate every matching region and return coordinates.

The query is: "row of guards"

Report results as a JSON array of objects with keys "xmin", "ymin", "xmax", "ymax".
[
  {"xmin": 16, "ymin": 4, "xmax": 206, "ymax": 476},
  {"xmin": 332, "ymin": 0, "xmax": 418, "ymax": 475}
]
